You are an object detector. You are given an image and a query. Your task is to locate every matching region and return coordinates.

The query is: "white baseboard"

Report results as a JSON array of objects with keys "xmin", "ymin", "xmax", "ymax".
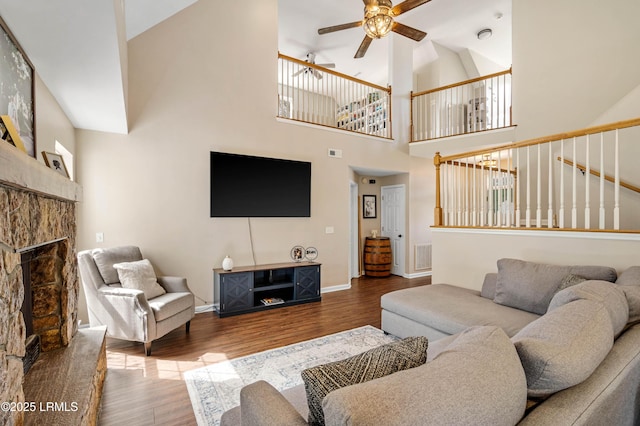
[
  {"xmin": 403, "ymin": 270, "xmax": 433, "ymax": 279},
  {"xmin": 196, "ymin": 304, "xmax": 215, "ymax": 314},
  {"xmin": 321, "ymin": 283, "xmax": 351, "ymax": 293}
]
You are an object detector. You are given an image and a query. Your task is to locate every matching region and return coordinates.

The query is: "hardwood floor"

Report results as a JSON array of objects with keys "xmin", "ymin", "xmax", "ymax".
[{"xmin": 97, "ymin": 274, "xmax": 430, "ymax": 425}]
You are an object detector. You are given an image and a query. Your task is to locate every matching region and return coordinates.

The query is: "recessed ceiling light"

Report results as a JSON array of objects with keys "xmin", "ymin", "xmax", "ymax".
[{"xmin": 477, "ymin": 28, "xmax": 492, "ymax": 40}]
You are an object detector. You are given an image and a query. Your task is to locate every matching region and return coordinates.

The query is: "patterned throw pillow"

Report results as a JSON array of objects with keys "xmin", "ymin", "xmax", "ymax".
[
  {"xmin": 555, "ymin": 273, "xmax": 587, "ymax": 294},
  {"xmin": 301, "ymin": 336, "xmax": 428, "ymax": 426}
]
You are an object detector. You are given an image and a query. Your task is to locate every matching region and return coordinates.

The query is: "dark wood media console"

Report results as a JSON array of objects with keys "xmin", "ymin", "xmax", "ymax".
[{"xmin": 214, "ymin": 261, "xmax": 321, "ymax": 317}]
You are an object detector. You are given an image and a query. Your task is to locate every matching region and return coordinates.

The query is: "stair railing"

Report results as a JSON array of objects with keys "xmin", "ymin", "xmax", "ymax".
[
  {"xmin": 434, "ymin": 117, "xmax": 640, "ymax": 231},
  {"xmin": 412, "ymin": 69, "xmax": 512, "ymax": 142},
  {"xmin": 277, "ymin": 52, "xmax": 392, "ymax": 139}
]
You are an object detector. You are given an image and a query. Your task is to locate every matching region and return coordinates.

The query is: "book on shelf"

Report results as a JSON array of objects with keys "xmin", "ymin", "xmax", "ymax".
[{"xmin": 260, "ymin": 297, "xmax": 285, "ymax": 306}]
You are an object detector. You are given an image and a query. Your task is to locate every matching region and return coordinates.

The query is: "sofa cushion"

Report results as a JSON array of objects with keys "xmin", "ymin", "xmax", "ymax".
[
  {"xmin": 301, "ymin": 336, "xmax": 428, "ymax": 426},
  {"xmin": 382, "ymin": 284, "xmax": 540, "ymax": 337},
  {"xmin": 512, "ymin": 299, "xmax": 614, "ymax": 398},
  {"xmin": 92, "ymin": 246, "xmax": 143, "ymax": 284},
  {"xmin": 322, "ymin": 326, "xmax": 527, "ymax": 426},
  {"xmin": 616, "ymin": 266, "xmax": 640, "ymax": 326},
  {"xmin": 549, "ymin": 280, "xmax": 629, "ymax": 337},
  {"xmin": 494, "ymin": 258, "xmax": 617, "ymax": 315},
  {"xmin": 148, "ymin": 292, "xmax": 194, "ymax": 321},
  {"xmin": 480, "ymin": 272, "xmax": 498, "ymax": 299},
  {"xmin": 113, "ymin": 259, "xmax": 167, "ymax": 300}
]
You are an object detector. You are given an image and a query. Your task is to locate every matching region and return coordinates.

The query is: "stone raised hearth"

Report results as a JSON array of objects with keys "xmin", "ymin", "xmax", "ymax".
[{"xmin": 0, "ymin": 142, "xmax": 104, "ymax": 425}]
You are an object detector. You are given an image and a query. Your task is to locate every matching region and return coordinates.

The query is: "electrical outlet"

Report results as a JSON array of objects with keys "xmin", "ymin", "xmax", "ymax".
[
  {"xmin": 325, "ymin": 226, "xmax": 334, "ymax": 234},
  {"xmin": 96, "ymin": 232, "xmax": 104, "ymax": 243}
]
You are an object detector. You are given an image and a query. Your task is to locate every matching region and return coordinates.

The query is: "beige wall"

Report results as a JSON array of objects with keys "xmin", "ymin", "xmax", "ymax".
[
  {"xmin": 74, "ymin": 0, "xmax": 429, "ymax": 319},
  {"xmin": 34, "ymin": 73, "xmax": 76, "ymax": 169},
  {"xmin": 429, "ymin": 0, "xmax": 640, "ymax": 286},
  {"xmin": 512, "ymin": 0, "xmax": 640, "ymax": 140},
  {"xmin": 432, "ymin": 228, "xmax": 640, "ymax": 290}
]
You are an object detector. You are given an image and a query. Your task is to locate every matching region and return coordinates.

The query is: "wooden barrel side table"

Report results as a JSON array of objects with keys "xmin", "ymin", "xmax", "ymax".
[{"xmin": 363, "ymin": 237, "xmax": 392, "ymax": 277}]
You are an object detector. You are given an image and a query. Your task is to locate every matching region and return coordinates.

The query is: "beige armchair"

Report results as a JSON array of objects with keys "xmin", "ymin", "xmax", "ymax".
[{"xmin": 78, "ymin": 246, "xmax": 195, "ymax": 356}]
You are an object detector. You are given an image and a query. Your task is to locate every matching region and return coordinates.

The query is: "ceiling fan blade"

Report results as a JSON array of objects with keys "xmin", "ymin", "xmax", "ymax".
[
  {"xmin": 318, "ymin": 21, "xmax": 363, "ymax": 35},
  {"xmin": 317, "ymin": 63, "xmax": 336, "ymax": 68},
  {"xmin": 292, "ymin": 68, "xmax": 306, "ymax": 77},
  {"xmin": 312, "ymin": 70, "xmax": 323, "ymax": 79},
  {"xmin": 391, "ymin": 21, "xmax": 427, "ymax": 41},
  {"xmin": 391, "ymin": 0, "xmax": 431, "ymax": 16},
  {"xmin": 354, "ymin": 36, "xmax": 373, "ymax": 59}
]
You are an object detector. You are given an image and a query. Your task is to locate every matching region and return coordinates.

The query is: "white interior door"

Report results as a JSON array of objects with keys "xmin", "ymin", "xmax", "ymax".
[{"xmin": 381, "ymin": 185, "xmax": 405, "ymax": 276}]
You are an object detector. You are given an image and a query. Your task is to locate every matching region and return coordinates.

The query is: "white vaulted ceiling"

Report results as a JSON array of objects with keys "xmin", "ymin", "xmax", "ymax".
[
  {"xmin": 0, "ymin": 0, "xmax": 510, "ymax": 134},
  {"xmin": 0, "ymin": 0, "xmax": 197, "ymax": 134}
]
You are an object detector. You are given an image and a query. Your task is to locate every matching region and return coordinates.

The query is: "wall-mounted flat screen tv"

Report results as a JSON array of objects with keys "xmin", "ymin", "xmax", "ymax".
[{"xmin": 210, "ymin": 152, "xmax": 311, "ymax": 217}]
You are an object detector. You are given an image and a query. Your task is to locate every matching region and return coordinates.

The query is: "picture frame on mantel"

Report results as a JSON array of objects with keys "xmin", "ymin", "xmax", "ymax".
[
  {"xmin": 0, "ymin": 16, "xmax": 35, "ymax": 158},
  {"xmin": 42, "ymin": 151, "xmax": 70, "ymax": 178},
  {"xmin": 363, "ymin": 194, "xmax": 377, "ymax": 219}
]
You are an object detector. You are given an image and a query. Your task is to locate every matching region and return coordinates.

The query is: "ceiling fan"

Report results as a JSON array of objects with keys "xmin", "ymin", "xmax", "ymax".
[
  {"xmin": 292, "ymin": 53, "xmax": 336, "ymax": 79},
  {"xmin": 318, "ymin": 0, "xmax": 430, "ymax": 58}
]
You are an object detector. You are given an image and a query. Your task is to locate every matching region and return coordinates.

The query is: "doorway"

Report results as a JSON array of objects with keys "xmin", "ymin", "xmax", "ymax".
[
  {"xmin": 381, "ymin": 184, "xmax": 406, "ymax": 276},
  {"xmin": 349, "ymin": 181, "xmax": 360, "ymax": 278}
]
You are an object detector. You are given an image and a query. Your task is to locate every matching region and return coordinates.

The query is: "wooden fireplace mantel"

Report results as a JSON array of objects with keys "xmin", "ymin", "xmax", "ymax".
[{"xmin": 0, "ymin": 140, "xmax": 82, "ymax": 202}]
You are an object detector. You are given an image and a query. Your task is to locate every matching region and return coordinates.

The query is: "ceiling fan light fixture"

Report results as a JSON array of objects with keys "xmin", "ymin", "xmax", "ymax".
[{"xmin": 363, "ymin": 4, "xmax": 394, "ymax": 39}]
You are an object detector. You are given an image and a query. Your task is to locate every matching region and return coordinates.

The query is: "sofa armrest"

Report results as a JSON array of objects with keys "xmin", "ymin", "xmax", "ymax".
[
  {"xmin": 239, "ymin": 381, "xmax": 307, "ymax": 426},
  {"xmin": 97, "ymin": 286, "xmax": 156, "ymax": 342},
  {"xmin": 157, "ymin": 276, "xmax": 191, "ymax": 293}
]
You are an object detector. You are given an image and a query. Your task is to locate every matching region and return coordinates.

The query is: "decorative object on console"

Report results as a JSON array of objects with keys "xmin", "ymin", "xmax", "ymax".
[
  {"xmin": 304, "ymin": 247, "xmax": 318, "ymax": 261},
  {"xmin": 42, "ymin": 151, "xmax": 70, "ymax": 178},
  {"xmin": 291, "ymin": 245, "xmax": 304, "ymax": 262},
  {"xmin": 370, "ymin": 229, "xmax": 378, "ymax": 238},
  {"xmin": 222, "ymin": 255, "xmax": 234, "ymax": 271}
]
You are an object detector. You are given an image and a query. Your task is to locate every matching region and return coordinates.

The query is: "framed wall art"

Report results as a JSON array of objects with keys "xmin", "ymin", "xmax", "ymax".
[
  {"xmin": 0, "ymin": 16, "xmax": 35, "ymax": 157},
  {"xmin": 42, "ymin": 151, "xmax": 70, "ymax": 178},
  {"xmin": 363, "ymin": 194, "xmax": 377, "ymax": 219}
]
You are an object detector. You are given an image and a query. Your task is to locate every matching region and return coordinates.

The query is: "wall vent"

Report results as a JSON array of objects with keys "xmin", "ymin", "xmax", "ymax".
[{"xmin": 414, "ymin": 243, "xmax": 432, "ymax": 270}]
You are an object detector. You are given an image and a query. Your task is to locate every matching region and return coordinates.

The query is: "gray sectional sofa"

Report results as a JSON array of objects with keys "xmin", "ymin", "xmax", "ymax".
[{"xmin": 222, "ymin": 259, "xmax": 640, "ymax": 425}]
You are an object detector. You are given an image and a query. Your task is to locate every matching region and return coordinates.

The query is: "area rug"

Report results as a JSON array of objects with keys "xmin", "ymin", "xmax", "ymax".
[{"xmin": 184, "ymin": 325, "xmax": 397, "ymax": 425}]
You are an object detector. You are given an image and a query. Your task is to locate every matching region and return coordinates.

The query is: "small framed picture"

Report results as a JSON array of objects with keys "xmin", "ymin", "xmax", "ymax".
[
  {"xmin": 42, "ymin": 151, "xmax": 70, "ymax": 178},
  {"xmin": 290, "ymin": 245, "xmax": 304, "ymax": 262},
  {"xmin": 363, "ymin": 195, "xmax": 377, "ymax": 219}
]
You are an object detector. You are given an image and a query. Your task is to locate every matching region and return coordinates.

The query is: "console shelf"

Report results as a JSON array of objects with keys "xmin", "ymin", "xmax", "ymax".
[{"xmin": 214, "ymin": 261, "xmax": 321, "ymax": 317}]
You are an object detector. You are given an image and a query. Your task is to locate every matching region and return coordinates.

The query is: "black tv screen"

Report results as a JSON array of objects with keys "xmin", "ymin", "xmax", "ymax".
[{"xmin": 210, "ymin": 152, "xmax": 311, "ymax": 217}]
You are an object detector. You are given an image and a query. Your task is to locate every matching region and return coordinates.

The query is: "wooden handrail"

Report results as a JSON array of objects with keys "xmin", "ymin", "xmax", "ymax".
[
  {"xmin": 412, "ymin": 68, "xmax": 512, "ymax": 98},
  {"xmin": 278, "ymin": 52, "xmax": 391, "ymax": 93},
  {"xmin": 445, "ymin": 159, "xmax": 517, "ymax": 176},
  {"xmin": 437, "ymin": 117, "xmax": 640, "ymax": 164},
  {"xmin": 558, "ymin": 157, "xmax": 640, "ymax": 194}
]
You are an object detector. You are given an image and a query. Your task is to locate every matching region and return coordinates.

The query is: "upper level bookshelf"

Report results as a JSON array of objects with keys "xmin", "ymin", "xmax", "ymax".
[{"xmin": 336, "ymin": 92, "xmax": 388, "ymax": 137}]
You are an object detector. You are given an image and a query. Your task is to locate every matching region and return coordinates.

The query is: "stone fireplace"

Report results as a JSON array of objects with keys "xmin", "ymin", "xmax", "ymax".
[{"xmin": 1, "ymin": 141, "xmax": 84, "ymax": 425}]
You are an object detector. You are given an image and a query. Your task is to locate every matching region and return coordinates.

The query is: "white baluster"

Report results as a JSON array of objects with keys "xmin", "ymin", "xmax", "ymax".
[
  {"xmin": 559, "ymin": 140, "xmax": 565, "ymax": 228},
  {"xmin": 515, "ymin": 148, "xmax": 520, "ymax": 227},
  {"xmin": 599, "ymin": 133, "xmax": 605, "ymax": 229},
  {"xmin": 614, "ymin": 130, "xmax": 620, "ymax": 230},
  {"xmin": 584, "ymin": 135, "xmax": 591, "ymax": 229},
  {"xmin": 536, "ymin": 144, "xmax": 542, "ymax": 228},
  {"xmin": 571, "ymin": 137, "xmax": 578, "ymax": 229},
  {"xmin": 547, "ymin": 143, "xmax": 554, "ymax": 228},
  {"xmin": 526, "ymin": 146, "xmax": 531, "ymax": 227}
]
